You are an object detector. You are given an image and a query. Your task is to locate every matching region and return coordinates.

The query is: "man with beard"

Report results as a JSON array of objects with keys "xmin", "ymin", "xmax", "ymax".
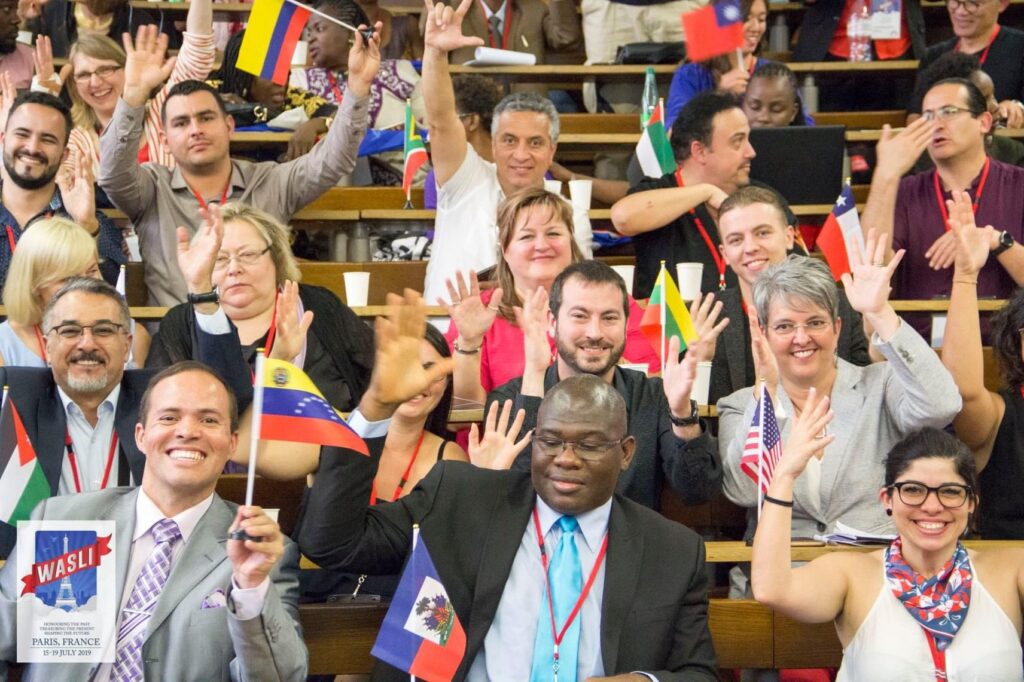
[
  {"xmin": 0, "ymin": 92, "xmax": 125, "ymax": 286},
  {"xmin": 0, "ymin": 277, "xmax": 252, "ymax": 558},
  {"xmin": 0, "ymin": 0, "xmax": 33, "ymax": 88},
  {"xmin": 486, "ymin": 260, "xmax": 725, "ymax": 510}
]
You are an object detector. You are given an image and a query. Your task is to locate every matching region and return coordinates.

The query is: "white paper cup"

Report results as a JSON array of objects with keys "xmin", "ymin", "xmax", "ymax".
[
  {"xmin": 611, "ymin": 265, "xmax": 635, "ymax": 294},
  {"xmin": 343, "ymin": 271, "xmax": 370, "ymax": 307},
  {"xmin": 291, "ymin": 40, "xmax": 309, "ymax": 67},
  {"xmin": 675, "ymin": 262, "xmax": 704, "ymax": 301},
  {"xmin": 568, "ymin": 179, "xmax": 593, "ymax": 210},
  {"xmin": 544, "ymin": 179, "xmax": 563, "ymax": 196},
  {"xmin": 692, "ymin": 361, "xmax": 712, "ymax": 406}
]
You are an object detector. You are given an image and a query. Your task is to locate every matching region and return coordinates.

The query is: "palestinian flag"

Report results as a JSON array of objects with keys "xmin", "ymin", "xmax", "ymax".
[
  {"xmin": 403, "ymin": 100, "xmax": 428, "ymax": 200},
  {"xmin": 0, "ymin": 392, "xmax": 48, "ymax": 525},
  {"xmin": 640, "ymin": 263, "xmax": 698, "ymax": 364},
  {"xmin": 636, "ymin": 99, "xmax": 676, "ymax": 178}
]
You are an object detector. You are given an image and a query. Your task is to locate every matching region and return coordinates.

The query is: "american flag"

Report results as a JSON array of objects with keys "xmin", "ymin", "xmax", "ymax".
[{"xmin": 740, "ymin": 387, "xmax": 783, "ymax": 495}]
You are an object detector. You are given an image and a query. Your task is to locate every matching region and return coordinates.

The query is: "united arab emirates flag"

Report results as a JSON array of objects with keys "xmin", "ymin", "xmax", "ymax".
[{"xmin": 636, "ymin": 100, "xmax": 677, "ymax": 178}]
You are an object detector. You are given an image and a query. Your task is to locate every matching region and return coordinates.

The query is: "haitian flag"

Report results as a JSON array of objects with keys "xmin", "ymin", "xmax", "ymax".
[
  {"xmin": 236, "ymin": 0, "xmax": 311, "ymax": 85},
  {"xmin": 372, "ymin": 528, "xmax": 466, "ymax": 681},
  {"xmin": 681, "ymin": 0, "xmax": 745, "ymax": 62},
  {"xmin": 817, "ymin": 184, "xmax": 865, "ymax": 280}
]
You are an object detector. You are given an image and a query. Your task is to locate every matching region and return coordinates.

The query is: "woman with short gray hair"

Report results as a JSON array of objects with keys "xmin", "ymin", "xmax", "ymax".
[{"xmin": 719, "ymin": 234, "xmax": 962, "ymax": 546}]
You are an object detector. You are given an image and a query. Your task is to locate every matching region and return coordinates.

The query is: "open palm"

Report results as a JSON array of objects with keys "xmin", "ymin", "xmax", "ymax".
[{"xmin": 423, "ymin": 0, "xmax": 485, "ymax": 53}]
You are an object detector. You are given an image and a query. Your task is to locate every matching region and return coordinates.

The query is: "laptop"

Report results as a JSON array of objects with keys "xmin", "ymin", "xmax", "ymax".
[{"xmin": 748, "ymin": 126, "xmax": 846, "ymax": 205}]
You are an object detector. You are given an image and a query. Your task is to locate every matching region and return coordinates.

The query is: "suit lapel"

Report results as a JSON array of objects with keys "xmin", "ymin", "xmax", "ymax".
[
  {"xmin": 600, "ymin": 499, "xmax": 642, "ymax": 674},
  {"xmin": 114, "ymin": 374, "xmax": 147, "ymax": 486},
  {"xmin": 143, "ymin": 496, "xmax": 232, "ymax": 642},
  {"xmin": 34, "ymin": 381, "xmax": 68, "ymax": 494},
  {"xmin": 818, "ymin": 363, "xmax": 865, "ymax": 514},
  {"xmin": 722, "ymin": 292, "xmax": 751, "ymax": 393}
]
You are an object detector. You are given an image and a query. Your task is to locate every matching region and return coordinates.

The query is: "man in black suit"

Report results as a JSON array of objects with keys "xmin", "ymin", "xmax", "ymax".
[
  {"xmin": 0, "ymin": 277, "xmax": 249, "ymax": 557},
  {"xmin": 298, "ymin": 291, "xmax": 718, "ymax": 681}
]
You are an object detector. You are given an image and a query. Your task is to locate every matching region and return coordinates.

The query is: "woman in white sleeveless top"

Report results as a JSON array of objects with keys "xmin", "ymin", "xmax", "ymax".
[{"xmin": 751, "ymin": 388, "xmax": 1024, "ymax": 682}]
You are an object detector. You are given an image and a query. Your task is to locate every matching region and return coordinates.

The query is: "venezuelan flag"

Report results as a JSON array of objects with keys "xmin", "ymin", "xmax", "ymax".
[
  {"xmin": 639, "ymin": 263, "xmax": 698, "ymax": 362},
  {"xmin": 236, "ymin": 0, "xmax": 311, "ymax": 86},
  {"xmin": 258, "ymin": 358, "xmax": 369, "ymax": 454}
]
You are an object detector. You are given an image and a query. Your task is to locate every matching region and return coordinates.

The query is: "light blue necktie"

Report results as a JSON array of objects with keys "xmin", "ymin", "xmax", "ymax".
[{"xmin": 530, "ymin": 515, "xmax": 583, "ymax": 682}]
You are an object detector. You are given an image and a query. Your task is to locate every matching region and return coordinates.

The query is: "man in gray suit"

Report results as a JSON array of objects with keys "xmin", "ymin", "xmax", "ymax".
[{"xmin": 0, "ymin": 361, "xmax": 307, "ymax": 681}]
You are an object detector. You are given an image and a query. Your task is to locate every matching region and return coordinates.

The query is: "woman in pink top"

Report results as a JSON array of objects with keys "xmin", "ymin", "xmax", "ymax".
[{"xmin": 444, "ymin": 188, "xmax": 659, "ymax": 403}]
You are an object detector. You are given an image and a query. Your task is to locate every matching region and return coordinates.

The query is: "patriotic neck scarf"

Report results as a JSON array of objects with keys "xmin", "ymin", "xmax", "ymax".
[{"xmin": 885, "ymin": 536, "xmax": 972, "ymax": 653}]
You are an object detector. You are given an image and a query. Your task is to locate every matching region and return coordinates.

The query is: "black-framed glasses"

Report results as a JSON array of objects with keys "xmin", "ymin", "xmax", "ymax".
[
  {"xmin": 922, "ymin": 105, "xmax": 978, "ymax": 122},
  {"xmin": 532, "ymin": 435, "xmax": 628, "ymax": 461},
  {"xmin": 888, "ymin": 480, "xmax": 973, "ymax": 508},
  {"xmin": 947, "ymin": 0, "xmax": 990, "ymax": 12},
  {"xmin": 214, "ymin": 246, "xmax": 271, "ymax": 269},
  {"xmin": 48, "ymin": 322, "xmax": 126, "ymax": 340}
]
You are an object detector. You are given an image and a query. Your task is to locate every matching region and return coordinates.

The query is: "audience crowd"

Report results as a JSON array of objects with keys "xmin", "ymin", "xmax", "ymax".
[{"xmin": 2, "ymin": 0, "xmax": 1024, "ymax": 677}]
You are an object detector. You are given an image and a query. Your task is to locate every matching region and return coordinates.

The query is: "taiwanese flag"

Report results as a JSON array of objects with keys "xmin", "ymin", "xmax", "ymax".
[
  {"xmin": 681, "ymin": 0, "xmax": 745, "ymax": 62},
  {"xmin": 236, "ymin": 0, "xmax": 311, "ymax": 85},
  {"xmin": 257, "ymin": 358, "xmax": 369, "ymax": 454},
  {"xmin": 817, "ymin": 184, "xmax": 865, "ymax": 280},
  {"xmin": 371, "ymin": 529, "xmax": 466, "ymax": 681}
]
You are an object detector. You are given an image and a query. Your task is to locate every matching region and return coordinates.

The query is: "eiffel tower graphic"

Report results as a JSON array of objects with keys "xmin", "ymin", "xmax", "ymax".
[{"xmin": 54, "ymin": 535, "xmax": 78, "ymax": 612}]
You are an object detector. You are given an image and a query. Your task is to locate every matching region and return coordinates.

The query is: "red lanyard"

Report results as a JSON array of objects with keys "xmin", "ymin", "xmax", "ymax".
[
  {"xmin": 5, "ymin": 225, "xmax": 15, "ymax": 254},
  {"xmin": 64, "ymin": 428, "xmax": 119, "ymax": 494},
  {"xmin": 924, "ymin": 631, "xmax": 947, "ymax": 682},
  {"xmin": 248, "ymin": 297, "xmax": 279, "ymax": 383},
  {"xmin": 478, "ymin": 0, "xmax": 512, "ymax": 49},
  {"xmin": 325, "ymin": 71, "xmax": 345, "ymax": 104},
  {"xmin": 958, "ymin": 24, "xmax": 1000, "ymax": 66},
  {"xmin": 531, "ymin": 508, "xmax": 608, "ymax": 678},
  {"xmin": 933, "ymin": 157, "xmax": 991, "ymax": 232},
  {"xmin": 32, "ymin": 325, "xmax": 47, "ymax": 362},
  {"xmin": 369, "ymin": 431, "xmax": 425, "ymax": 505},
  {"xmin": 188, "ymin": 182, "xmax": 230, "ymax": 212},
  {"xmin": 675, "ymin": 170, "xmax": 726, "ymax": 289}
]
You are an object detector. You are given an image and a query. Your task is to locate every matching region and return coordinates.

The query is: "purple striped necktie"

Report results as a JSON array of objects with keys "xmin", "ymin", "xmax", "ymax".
[{"xmin": 111, "ymin": 518, "xmax": 182, "ymax": 682}]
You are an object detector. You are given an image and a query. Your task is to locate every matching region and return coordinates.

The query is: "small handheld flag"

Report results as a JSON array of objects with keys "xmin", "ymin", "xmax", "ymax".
[
  {"xmin": 740, "ymin": 383, "xmax": 783, "ymax": 516},
  {"xmin": 403, "ymin": 99, "xmax": 428, "ymax": 208},
  {"xmin": 640, "ymin": 262, "xmax": 698, "ymax": 374},
  {"xmin": 0, "ymin": 389, "xmax": 49, "ymax": 526},
  {"xmin": 681, "ymin": 0, "xmax": 745, "ymax": 63},
  {"xmin": 236, "ymin": 0, "xmax": 312, "ymax": 86},
  {"xmin": 636, "ymin": 98, "xmax": 677, "ymax": 178},
  {"xmin": 817, "ymin": 184, "xmax": 865, "ymax": 280},
  {"xmin": 372, "ymin": 526, "xmax": 466, "ymax": 681}
]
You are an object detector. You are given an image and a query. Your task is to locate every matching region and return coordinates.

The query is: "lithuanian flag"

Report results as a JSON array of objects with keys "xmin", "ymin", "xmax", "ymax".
[
  {"xmin": 0, "ymin": 389, "xmax": 49, "ymax": 525},
  {"xmin": 640, "ymin": 263, "xmax": 698, "ymax": 367}
]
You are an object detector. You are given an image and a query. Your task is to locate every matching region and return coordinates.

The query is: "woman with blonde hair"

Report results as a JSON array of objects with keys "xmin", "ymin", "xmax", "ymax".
[
  {"xmin": 0, "ymin": 216, "xmax": 150, "ymax": 366},
  {"xmin": 444, "ymin": 187, "xmax": 658, "ymax": 403},
  {"xmin": 146, "ymin": 201, "xmax": 374, "ymax": 411}
]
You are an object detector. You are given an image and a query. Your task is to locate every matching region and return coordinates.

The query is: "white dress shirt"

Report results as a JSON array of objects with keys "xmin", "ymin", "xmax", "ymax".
[{"xmin": 56, "ymin": 384, "xmax": 122, "ymax": 495}]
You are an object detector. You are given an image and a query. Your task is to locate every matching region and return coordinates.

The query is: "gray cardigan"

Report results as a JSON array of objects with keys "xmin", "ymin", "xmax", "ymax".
[{"xmin": 718, "ymin": 321, "xmax": 961, "ymax": 539}]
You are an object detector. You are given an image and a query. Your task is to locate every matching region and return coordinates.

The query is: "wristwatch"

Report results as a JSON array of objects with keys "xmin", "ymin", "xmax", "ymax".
[
  {"xmin": 187, "ymin": 289, "xmax": 219, "ymax": 305},
  {"xmin": 993, "ymin": 230, "xmax": 1015, "ymax": 257},
  {"xmin": 669, "ymin": 399, "xmax": 700, "ymax": 427}
]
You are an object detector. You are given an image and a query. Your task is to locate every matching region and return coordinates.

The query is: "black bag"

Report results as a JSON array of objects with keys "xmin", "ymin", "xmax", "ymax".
[
  {"xmin": 614, "ymin": 42, "xmax": 686, "ymax": 64},
  {"xmin": 223, "ymin": 102, "xmax": 281, "ymax": 127}
]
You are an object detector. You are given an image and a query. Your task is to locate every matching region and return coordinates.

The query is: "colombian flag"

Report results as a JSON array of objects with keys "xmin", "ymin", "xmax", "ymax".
[
  {"xmin": 403, "ymin": 100, "xmax": 428, "ymax": 199},
  {"xmin": 640, "ymin": 263, "xmax": 698, "ymax": 363},
  {"xmin": 257, "ymin": 358, "xmax": 369, "ymax": 454},
  {"xmin": 236, "ymin": 0, "xmax": 311, "ymax": 86}
]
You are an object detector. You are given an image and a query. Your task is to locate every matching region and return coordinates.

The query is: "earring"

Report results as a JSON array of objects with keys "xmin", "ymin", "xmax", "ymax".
[{"xmin": 885, "ymin": 508, "xmax": 892, "ymax": 516}]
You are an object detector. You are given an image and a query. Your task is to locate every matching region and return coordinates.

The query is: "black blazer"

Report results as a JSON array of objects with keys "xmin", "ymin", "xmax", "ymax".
[
  {"xmin": 793, "ymin": 0, "xmax": 926, "ymax": 61},
  {"xmin": 299, "ymin": 444, "xmax": 718, "ymax": 681}
]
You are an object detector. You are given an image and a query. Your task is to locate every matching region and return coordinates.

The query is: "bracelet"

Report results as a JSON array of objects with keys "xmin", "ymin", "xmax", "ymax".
[
  {"xmin": 453, "ymin": 339, "xmax": 481, "ymax": 355},
  {"xmin": 763, "ymin": 495, "xmax": 794, "ymax": 508}
]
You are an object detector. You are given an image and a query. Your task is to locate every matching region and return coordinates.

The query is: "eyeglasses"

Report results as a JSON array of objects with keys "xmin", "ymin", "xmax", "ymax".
[
  {"xmin": 888, "ymin": 481, "xmax": 973, "ymax": 508},
  {"xmin": 48, "ymin": 322, "xmax": 126, "ymax": 340},
  {"xmin": 72, "ymin": 65, "xmax": 123, "ymax": 84},
  {"xmin": 767, "ymin": 319, "xmax": 832, "ymax": 337},
  {"xmin": 947, "ymin": 0, "xmax": 990, "ymax": 12},
  {"xmin": 214, "ymin": 246, "xmax": 271, "ymax": 269},
  {"xmin": 533, "ymin": 435, "xmax": 627, "ymax": 461},
  {"xmin": 922, "ymin": 105, "xmax": 978, "ymax": 122}
]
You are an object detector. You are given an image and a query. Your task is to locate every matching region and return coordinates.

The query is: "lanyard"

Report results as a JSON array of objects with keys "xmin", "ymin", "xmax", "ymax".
[
  {"xmin": 64, "ymin": 428, "xmax": 119, "ymax": 494},
  {"xmin": 958, "ymin": 24, "xmax": 1000, "ymax": 66},
  {"xmin": 5, "ymin": 225, "xmax": 15, "ymax": 254},
  {"xmin": 933, "ymin": 157, "xmax": 991, "ymax": 232},
  {"xmin": 32, "ymin": 325, "xmax": 47, "ymax": 363},
  {"xmin": 369, "ymin": 430, "xmax": 425, "ymax": 504},
  {"xmin": 531, "ymin": 508, "xmax": 608, "ymax": 682},
  {"xmin": 248, "ymin": 296, "xmax": 279, "ymax": 383},
  {"xmin": 924, "ymin": 631, "xmax": 947, "ymax": 682},
  {"xmin": 188, "ymin": 182, "xmax": 230, "ymax": 212},
  {"xmin": 325, "ymin": 71, "xmax": 345, "ymax": 104},
  {"xmin": 478, "ymin": 0, "xmax": 512, "ymax": 49},
  {"xmin": 675, "ymin": 170, "xmax": 726, "ymax": 289}
]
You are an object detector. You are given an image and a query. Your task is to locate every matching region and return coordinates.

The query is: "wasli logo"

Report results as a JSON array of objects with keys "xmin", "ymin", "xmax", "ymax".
[{"xmin": 20, "ymin": 531, "xmax": 112, "ymax": 607}]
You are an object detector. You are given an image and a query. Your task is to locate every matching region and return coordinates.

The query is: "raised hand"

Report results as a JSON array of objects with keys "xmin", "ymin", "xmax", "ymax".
[
  {"xmin": 346, "ymin": 21, "xmax": 383, "ymax": 98},
  {"xmin": 513, "ymin": 286, "xmax": 552, "ymax": 375},
  {"xmin": 948, "ymin": 190, "xmax": 993, "ymax": 277},
  {"xmin": 444, "ymin": 270, "xmax": 503, "ymax": 347},
  {"xmin": 32, "ymin": 36, "xmax": 71, "ymax": 97},
  {"xmin": 749, "ymin": 308, "xmax": 779, "ymax": 395},
  {"xmin": 663, "ymin": 335, "xmax": 700, "ymax": 418},
  {"xmin": 57, "ymin": 150, "xmax": 99, "ymax": 234},
  {"xmin": 469, "ymin": 399, "xmax": 531, "ymax": 469},
  {"xmin": 121, "ymin": 25, "xmax": 177, "ymax": 107},
  {"xmin": 362, "ymin": 290, "xmax": 455, "ymax": 413},
  {"xmin": 718, "ymin": 68, "xmax": 750, "ymax": 95},
  {"xmin": 840, "ymin": 228, "xmax": 904, "ymax": 317},
  {"xmin": 176, "ymin": 204, "xmax": 223, "ymax": 294},
  {"xmin": 996, "ymin": 99, "xmax": 1024, "ymax": 129},
  {"xmin": 227, "ymin": 506, "xmax": 285, "ymax": 589},
  {"xmin": 686, "ymin": 292, "xmax": 729, "ymax": 362},
  {"xmin": 0, "ymin": 71, "xmax": 15, "ymax": 131},
  {"xmin": 874, "ymin": 118, "xmax": 932, "ymax": 180},
  {"xmin": 269, "ymin": 281, "xmax": 314, "ymax": 362},
  {"xmin": 773, "ymin": 388, "xmax": 835, "ymax": 481},
  {"xmin": 423, "ymin": 0, "xmax": 485, "ymax": 54}
]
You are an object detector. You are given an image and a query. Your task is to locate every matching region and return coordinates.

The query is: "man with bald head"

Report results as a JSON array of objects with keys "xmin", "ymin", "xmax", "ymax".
[{"xmin": 299, "ymin": 292, "xmax": 717, "ymax": 681}]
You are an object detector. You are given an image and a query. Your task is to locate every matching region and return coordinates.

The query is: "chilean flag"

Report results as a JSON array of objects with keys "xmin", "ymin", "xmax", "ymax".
[
  {"xmin": 681, "ymin": 0, "xmax": 745, "ymax": 62},
  {"xmin": 817, "ymin": 185, "xmax": 865, "ymax": 280}
]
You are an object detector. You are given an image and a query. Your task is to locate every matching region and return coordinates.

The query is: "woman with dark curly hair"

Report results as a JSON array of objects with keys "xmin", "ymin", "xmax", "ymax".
[{"xmin": 942, "ymin": 190, "xmax": 1024, "ymax": 538}]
